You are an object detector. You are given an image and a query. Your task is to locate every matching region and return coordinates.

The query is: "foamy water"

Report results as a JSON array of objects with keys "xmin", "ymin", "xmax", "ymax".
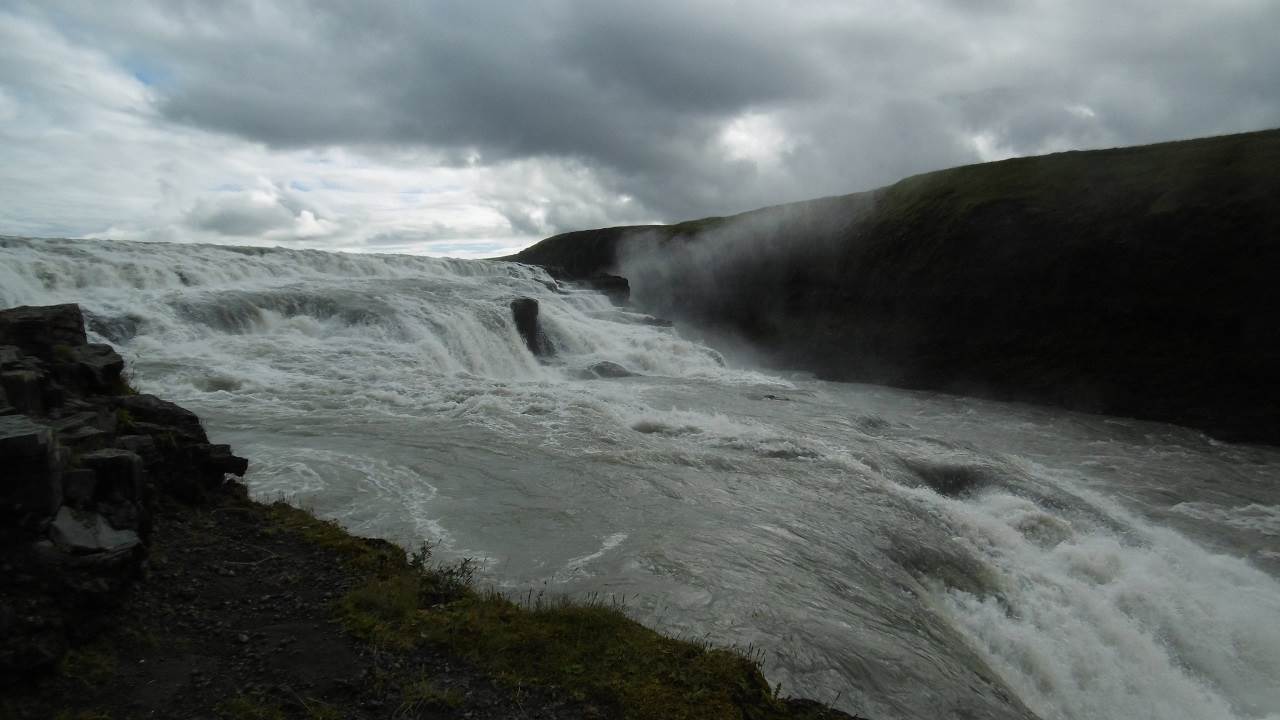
[{"xmin": 4, "ymin": 236, "xmax": 1278, "ymax": 720}]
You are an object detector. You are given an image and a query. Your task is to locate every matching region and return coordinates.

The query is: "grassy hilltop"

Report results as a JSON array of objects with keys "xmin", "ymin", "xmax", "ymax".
[{"xmin": 513, "ymin": 129, "xmax": 1280, "ymax": 444}]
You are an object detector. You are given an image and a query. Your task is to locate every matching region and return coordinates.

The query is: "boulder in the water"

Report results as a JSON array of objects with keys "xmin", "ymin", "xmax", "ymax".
[
  {"xmin": 510, "ymin": 297, "xmax": 553, "ymax": 357},
  {"xmin": 582, "ymin": 274, "xmax": 630, "ymax": 305},
  {"xmin": 905, "ymin": 460, "xmax": 997, "ymax": 498},
  {"xmin": 579, "ymin": 361, "xmax": 636, "ymax": 379},
  {"xmin": 85, "ymin": 311, "xmax": 143, "ymax": 344}
]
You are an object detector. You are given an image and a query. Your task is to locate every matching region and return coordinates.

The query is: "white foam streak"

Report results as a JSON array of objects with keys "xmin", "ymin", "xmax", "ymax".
[
  {"xmin": 1171, "ymin": 502, "xmax": 1280, "ymax": 537},
  {"xmin": 925, "ymin": 483, "xmax": 1280, "ymax": 720}
]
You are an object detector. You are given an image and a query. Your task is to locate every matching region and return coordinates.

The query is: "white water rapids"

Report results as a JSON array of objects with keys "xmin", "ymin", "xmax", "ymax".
[{"xmin": 3, "ymin": 236, "xmax": 1278, "ymax": 720}]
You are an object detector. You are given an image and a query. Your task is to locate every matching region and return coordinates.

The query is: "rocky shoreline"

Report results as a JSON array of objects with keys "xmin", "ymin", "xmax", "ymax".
[
  {"xmin": 1, "ymin": 303, "xmax": 249, "ymax": 675},
  {"xmin": 1, "ymin": 304, "xmax": 859, "ymax": 719}
]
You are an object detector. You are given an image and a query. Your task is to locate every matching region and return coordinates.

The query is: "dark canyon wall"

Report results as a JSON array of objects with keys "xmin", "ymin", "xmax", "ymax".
[{"xmin": 512, "ymin": 129, "xmax": 1280, "ymax": 444}]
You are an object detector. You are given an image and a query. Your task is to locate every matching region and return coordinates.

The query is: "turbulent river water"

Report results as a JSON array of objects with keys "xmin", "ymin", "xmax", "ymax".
[{"xmin": 4, "ymin": 236, "xmax": 1279, "ymax": 720}]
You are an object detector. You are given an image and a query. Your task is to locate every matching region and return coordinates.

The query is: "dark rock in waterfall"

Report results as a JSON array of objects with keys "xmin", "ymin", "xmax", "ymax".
[
  {"xmin": 636, "ymin": 314, "xmax": 673, "ymax": 327},
  {"xmin": 905, "ymin": 461, "xmax": 997, "ymax": 498},
  {"xmin": 84, "ymin": 310, "xmax": 143, "ymax": 344},
  {"xmin": 579, "ymin": 361, "xmax": 637, "ymax": 379},
  {"xmin": 510, "ymin": 297, "xmax": 553, "ymax": 357},
  {"xmin": 582, "ymin": 274, "xmax": 630, "ymax": 305},
  {"xmin": 520, "ymin": 263, "xmax": 630, "ymax": 305}
]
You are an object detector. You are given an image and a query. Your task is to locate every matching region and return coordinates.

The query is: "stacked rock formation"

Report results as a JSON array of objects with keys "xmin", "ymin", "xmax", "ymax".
[{"xmin": 0, "ymin": 303, "xmax": 248, "ymax": 675}]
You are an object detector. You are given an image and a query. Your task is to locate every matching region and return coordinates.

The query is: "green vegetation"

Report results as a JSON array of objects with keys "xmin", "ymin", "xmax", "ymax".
[
  {"xmin": 418, "ymin": 593, "xmax": 781, "ymax": 719},
  {"xmin": 299, "ymin": 697, "xmax": 343, "ymax": 720},
  {"xmin": 520, "ymin": 128, "xmax": 1280, "ymax": 270},
  {"xmin": 267, "ymin": 501, "xmax": 805, "ymax": 720},
  {"xmin": 397, "ymin": 675, "xmax": 465, "ymax": 715},
  {"xmin": 215, "ymin": 695, "xmax": 285, "ymax": 720},
  {"xmin": 263, "ymin": 501, "xmax": 404, "ymax": 576},
  {"xmin": 57, "ymin": 643, "xmax": 116, "ymax": 687},
  {"xmin": 868, "ymin": 127, "xmax": 1280, "ymax": 233}
]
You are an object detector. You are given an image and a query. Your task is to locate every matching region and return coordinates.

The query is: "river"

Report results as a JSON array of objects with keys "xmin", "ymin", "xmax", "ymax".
[{"xmin": 3, "ymin": 236, "xmax": 1278, "ymax": 720}]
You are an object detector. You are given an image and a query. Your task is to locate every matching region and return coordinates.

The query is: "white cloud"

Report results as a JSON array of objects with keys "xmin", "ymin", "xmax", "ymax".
[
  {"xmin": 720, "ymin": 112, "xmax": 796, "ymax": 168},
  {"xmin": 0, "ymin": 6, "xmax": 640, "ymax": 257},
  {"xmin": 0, "ymin": 1, "xmax": 1277, "ymax": 254}
]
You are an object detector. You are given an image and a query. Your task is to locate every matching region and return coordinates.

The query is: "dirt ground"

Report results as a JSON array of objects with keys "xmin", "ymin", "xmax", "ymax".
[{"xmin": 4, "ymin": 488, "xmax": 598, "ymax": 720}]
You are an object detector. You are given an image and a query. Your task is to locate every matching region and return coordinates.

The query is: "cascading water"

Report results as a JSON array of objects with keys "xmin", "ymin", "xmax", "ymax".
[{"xmin": 3, "ymin": 235, "xmax": 1278, "ymax": 720}]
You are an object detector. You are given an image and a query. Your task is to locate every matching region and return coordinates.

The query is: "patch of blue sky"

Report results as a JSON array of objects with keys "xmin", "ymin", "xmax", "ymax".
[{"xmin": 120, "ymin": 56, "xmax": 171, "ymax": 88}]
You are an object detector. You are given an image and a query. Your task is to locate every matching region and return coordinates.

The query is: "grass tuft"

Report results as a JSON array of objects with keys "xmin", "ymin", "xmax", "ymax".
[
  {"xmin": 266, "ymin": 499, "xmax": 798, "ymax": 720},
  {"xmin": 396, "ymin": 675, "xmax": 465, "ymax": 716},
  {"xmin": 215, "ymin": 694, "xmax": 285, "ymax": 720},
  {"xmin": 57, "ymin": 643, "xmax": 116, "ymax": 687}
]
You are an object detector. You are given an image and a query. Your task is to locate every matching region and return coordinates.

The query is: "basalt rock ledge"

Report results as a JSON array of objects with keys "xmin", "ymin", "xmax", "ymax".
[{"xmin": 0, "ymin": 303, "xmax": 247, "ymax": 675}]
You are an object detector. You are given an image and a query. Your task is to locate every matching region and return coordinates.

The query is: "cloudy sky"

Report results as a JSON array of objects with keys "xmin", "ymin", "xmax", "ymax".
[{"xmin": 1, "ymin": 1, "xmax": 1277, "ymax": 258}]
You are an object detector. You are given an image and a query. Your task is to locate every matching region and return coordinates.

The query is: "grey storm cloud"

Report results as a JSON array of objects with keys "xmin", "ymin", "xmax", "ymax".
[
  {"xmin": 4, "ymin": 0, "xmax": 1280, "ymax": 249},
  {"xmin": 187, "ymin": 197, "xmax": 294, "ymax": 237}
]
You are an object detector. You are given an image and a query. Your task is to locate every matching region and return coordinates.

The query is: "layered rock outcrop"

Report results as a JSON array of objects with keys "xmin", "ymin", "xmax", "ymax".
[{"xmin": 0, "ymin": 303, "xmax": 247, "ymax": 675}]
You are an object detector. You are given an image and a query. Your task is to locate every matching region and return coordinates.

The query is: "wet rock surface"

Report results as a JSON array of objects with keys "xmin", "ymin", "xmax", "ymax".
[
  {"xmin": 0, "ymin": 304, "xmax": 247, "ymax": 678},
  {"xmin": 579, "ymin": 361, "xmax": 637, "ymax": 379},
  {"xmin": 579, "ymin": 273, "xmax": 630, "ymax": 305},
  {"xmin": 510, "ymin": 296, "xmax": 555, "ymax": 357}
]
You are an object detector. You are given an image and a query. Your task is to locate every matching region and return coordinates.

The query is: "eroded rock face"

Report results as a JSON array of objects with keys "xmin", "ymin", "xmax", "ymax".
[{"xmin": 0, "ymin": 303, "xmax": 248, "ymax": 678}]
